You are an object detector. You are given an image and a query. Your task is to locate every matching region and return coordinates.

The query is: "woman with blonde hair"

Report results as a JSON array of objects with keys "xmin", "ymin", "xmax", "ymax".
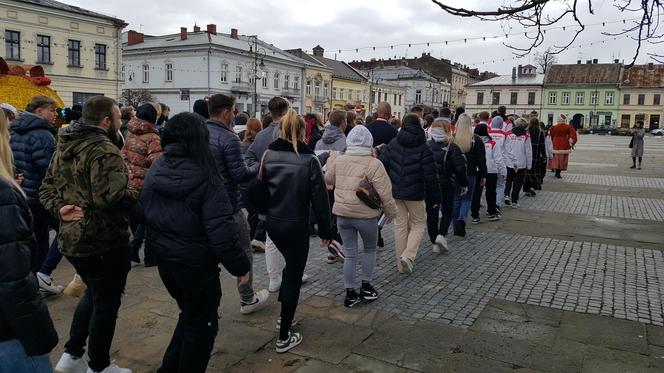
[
  {"xmin": 451, "ymin": 113, "xmax": 486, "ymax": 237},
  {"xmin": 261, "ymin": 108, "xmax": 332, "ymax": 353},
  {"xmin": 0, "ymin": 110, "xmax": 58, "ymax": 372}
]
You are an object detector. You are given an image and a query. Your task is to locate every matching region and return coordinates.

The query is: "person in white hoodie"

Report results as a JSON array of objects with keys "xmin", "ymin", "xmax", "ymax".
[
  {"xmin": 471, "ymin": 123, "xmax": 506, "ymax": 222},
  {"xmin": 488, "ymin": 115, "xmax": 508, "ymax": 214},
  {"xmin": 503, "ymin": 118, "xmax": 533, "ymax": 208}
]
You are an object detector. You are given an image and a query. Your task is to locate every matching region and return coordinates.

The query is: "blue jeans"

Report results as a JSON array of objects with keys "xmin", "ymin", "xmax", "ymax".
[
  {"xmin": 0, "ymin": 339, "xmax": 52, "ymax": 373},
  {"xmin": 38, "ymin": 240, "xmax": 63, "ymax": 276},
  {"xmin": 453, "ymin": 175, "xmax": 476, "ymax": 224}
]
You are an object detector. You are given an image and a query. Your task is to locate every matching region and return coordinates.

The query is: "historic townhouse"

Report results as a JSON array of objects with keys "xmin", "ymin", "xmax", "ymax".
[{"xmin": 618, "ymin": 63, "xmax": 664, "ymax": 129}]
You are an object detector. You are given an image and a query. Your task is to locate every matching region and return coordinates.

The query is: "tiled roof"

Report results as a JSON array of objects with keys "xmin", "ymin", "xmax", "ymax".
[
  {"xmin": 544, "ymin": 63, "xmax": 621, "ymax": 85},
  {"xmin": 314, "ymin": 56, "xmax": 367, "ymax": 82},
  {"xmin": 469, "ymin": 73, "xmax": 544, "ymax": 86},
  {"xmin": 17, "ymin": 0, "xmax": 126, "ymax": 25},
  {"xmin": 621, "ymin": 64, "xmax": 664, "ymax": 88}
]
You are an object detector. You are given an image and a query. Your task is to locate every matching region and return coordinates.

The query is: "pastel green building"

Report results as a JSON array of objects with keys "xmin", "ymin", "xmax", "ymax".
[{"xmin": 542, "ymin": 62, "xmax": 622, "ymax": 128}]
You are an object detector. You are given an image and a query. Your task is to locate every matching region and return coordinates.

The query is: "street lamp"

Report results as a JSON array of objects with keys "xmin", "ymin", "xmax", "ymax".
[{"xmin": 248, "ymin": 35, "xmax": 267, "ymax": 117}]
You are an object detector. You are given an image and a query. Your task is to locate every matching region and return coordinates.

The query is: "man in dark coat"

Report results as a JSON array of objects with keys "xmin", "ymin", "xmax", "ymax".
[{"xmin": 366, "ymin": 102, "xmax": 397, "ymax": 147}]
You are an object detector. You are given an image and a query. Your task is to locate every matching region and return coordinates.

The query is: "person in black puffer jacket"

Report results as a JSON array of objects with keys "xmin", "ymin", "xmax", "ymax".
[
  {"xmin": 139, "ymin": 112, "xmax": 250, "ymax": 373},
  {"xmin": 0, "ymin": 109, "xmax": 58, "ymax": 372},
  {"xmin": 426, "ymin": 117, "xmax": 468, "ymax": 253},
  {"xmin": 452, "ymin": 113, "xmax": 487, "ymax": 237},
  {"xmin": 380, "ymin": 113, "xmax": 441, "ymax": 275},
  {"xmin": 260, "ymin": 108, "xmax": 332, "ymax": 354},
  {"xmin": 10, "ymin": 96, "xmax": 59, "ymax": 274}
]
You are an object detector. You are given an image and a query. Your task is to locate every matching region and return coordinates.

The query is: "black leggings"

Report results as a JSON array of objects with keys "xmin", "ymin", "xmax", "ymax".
[
  {"xmin": 427, "ymin": 180, "xmax": 454, "ymax": 241},
  {"xmin": 266, "ymin": 219, "xmax": 310, "ymax": 340},
  {"xmin": 472, "ymin": 174, "xmax": 498, "ymax": 218},
  {"xmin": 632, "ymin": 157, "xmax": 642, "ymax": 165}
]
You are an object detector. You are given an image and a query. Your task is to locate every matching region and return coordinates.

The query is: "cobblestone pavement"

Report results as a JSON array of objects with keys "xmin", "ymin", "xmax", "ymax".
[{"xmin": 549, "ymin": 173, "xmax": 664, "ymax": 189}]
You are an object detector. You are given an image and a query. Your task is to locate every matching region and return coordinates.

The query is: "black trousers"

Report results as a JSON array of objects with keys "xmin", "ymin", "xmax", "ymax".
[
  {"xmin": 28, "ymin": 203, "xmax": 58, "ymax": 273},
  {"xmin": 505, "ymin": 169, "xmax": 527, "ymax": 203},
  {"xmin": 266, "ymin": 219, "xmax": 309, "ymax": 340},
  {"xmin": 157, "ymin": 262, "xmax": 221, "ymax": 373},
  {"xmin": 65, "ymin": 247, "xmax": 131, "ymax": 372},
  {"xmin": 426, "ymin": 180, "xmax": 454, "ymax": 242},
  {"xmin": 472, "ymin": 174, "xmax": 498, "ymax": 218},
  {"xmin": 523, "ymin": 160, "xmax": 542, "ymax": 192},
  {"xmin": 246, "ymin": 205, "xmax": 267, "ymax": 243},
  {"xmin": 538, "ymin": 160, "xmax": 547, "ymax": 185}
]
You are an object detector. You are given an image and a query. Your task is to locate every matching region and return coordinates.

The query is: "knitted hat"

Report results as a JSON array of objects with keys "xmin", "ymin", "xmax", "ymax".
[{"xmin": 346, "ymin": 125, "xmax": 374, "ymax": 148}]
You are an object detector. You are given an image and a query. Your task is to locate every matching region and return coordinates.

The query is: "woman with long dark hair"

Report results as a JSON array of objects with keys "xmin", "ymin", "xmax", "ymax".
[
  {"xmin": 262, "ymin": 108, "xmax": 332, "ymax": 353},
  {"xmin": 140, "ymin": 112, "xmax": 250, "ymax": 373}
]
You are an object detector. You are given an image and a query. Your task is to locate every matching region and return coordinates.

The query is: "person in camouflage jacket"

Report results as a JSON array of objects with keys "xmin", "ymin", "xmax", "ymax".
[
  {"xmin": 121, "ymin": 104, "xmax": 163, "ymax": 190},
  {"xmin": 39, "ymin": 96, "xmax": 136, "ymax": 373}
]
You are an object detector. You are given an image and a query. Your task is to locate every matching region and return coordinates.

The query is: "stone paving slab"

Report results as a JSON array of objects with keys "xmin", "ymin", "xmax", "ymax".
[
  {"xmin": 516, "ymin": 191, "xmax": 664, "ymax": 221},
  {"xmin": 548, "ymin": 173, "xmax": 664, "ymax": 189}
]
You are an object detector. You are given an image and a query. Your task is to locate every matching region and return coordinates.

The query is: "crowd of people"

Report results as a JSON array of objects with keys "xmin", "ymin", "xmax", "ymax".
[{"xmin": 0, "ymin": 94, "xmax": 581, "ymax": 373}]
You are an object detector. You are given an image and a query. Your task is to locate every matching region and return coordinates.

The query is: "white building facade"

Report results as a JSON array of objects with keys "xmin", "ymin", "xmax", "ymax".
[
  {"xmin": 451, "ymin": 65, "xmax": 469, "ymax": 108},
  {"xmin": 465, "ymin": 65, "xmax": 544, "ymax": 116},
  {"xmin": 368, "ymin": 66, "xmax": 449, "ymax": 113},
  {"xmin": 122, "ymin": 26, "xmax": 305, "ymax": 115}
]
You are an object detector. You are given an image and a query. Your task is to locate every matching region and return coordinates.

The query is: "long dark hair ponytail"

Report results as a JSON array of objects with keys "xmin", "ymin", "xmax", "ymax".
[{"xmin": 160, "ymin": 112, "xmax": 223, "ymax": 186}]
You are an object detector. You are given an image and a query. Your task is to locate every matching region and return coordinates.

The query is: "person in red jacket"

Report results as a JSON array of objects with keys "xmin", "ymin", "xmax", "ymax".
[
  {"xmin": 122, "ymin": 103, "xmax": 163, "ymax": 265},
  {"xmin": 547, "ymin": 114, "xmax": 578, "ymax": 178}
]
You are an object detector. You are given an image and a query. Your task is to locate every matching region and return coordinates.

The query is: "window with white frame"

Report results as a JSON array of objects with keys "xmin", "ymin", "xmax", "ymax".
[
  {"xmin": 332, "ymin": 87, "xmax": 337, "ymax": 99},
  {"xmin": 548, "ymin": 91, "xmax": 557, "ymax": 105},
  {"xmin": 339, "ymin": 88, "xmax": 345, "ymax": 100},
  {"xmin": 273, "ymin": 72, "xmax": 280, "ymax": 89},
  {"xmin": 591, "ymin": 91, "xmax": 598, "ymax": 105},
  {"xmin": 235, "ymin": 65, "xmax": 242, "ymax": 83},
  {"xmin": 142, "ymin": 64, "xmax": 149, "ymax": 83},
  {"xmin": 348, "ymin": 89, "xmax": 353, "ymax": 101},
  {"xmin": 165, "ymin": 63, "xmax": 173, "ymax": 82},
  {"xmin": 416, "ymin": 90, "xmax": 422, "ymax": 103},
  {"xmin": 220, "ymin": 63, "xmax": 228, "ymax": 82},
  {"xmin": 315, "ymin": 81, "xmax": 321, "ymax": 97},
  {"xmin": 294, "ymin": 76, "xmax": 300, "ymax": 89},
  {"xmin": 575, "ymin": 92, "xmax": 584, "ymax": 105},
  {"xmin": 284, "ymin": 74, "xmax": 289, "ymax": 88},
  {"xmin": 605, "ymin": 91, "xmax": 614, "ymax": 105},
  {"xmin": 306, "ymin": 80, "xmax": 312, "ymax": 95},
  {"xmin": 121, "ymin": 64, "xmax": 125, "ymax": 81},
  {"xmin": 562, "ymin": 92, "xmax": 570, "ymax": 105},
  {"xmin": 324, "ymin": 82, "xmax": 329, "ymax": 97},
  {"xmin": 262, "ymin": 73, "xmax": 268, "ymax": 88}
]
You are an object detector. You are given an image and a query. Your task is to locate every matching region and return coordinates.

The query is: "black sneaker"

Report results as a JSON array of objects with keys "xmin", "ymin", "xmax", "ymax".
[
  {"xmin": 488, "ymin": 214, "xmax": 500, "ymax": 221},
  {"xmin": 377, "ymin": 236, "xmax": 384, "ymax": 248},
  {"xmin": 360, "ymin": 283, "xmax": 379, "ymax": 301},
  {"xmin": 276, "ymin": 331, "xmax": 303, "ymax": 353},
  {"xmin": 344, "ymin": 289, "xmax": 362, "ymax": 308},
  {"xmin": 453, "ymin": 221, "xmax": 466, "ymax": 237},
  {"xmin": 504, "ymin": 198, "xmax": 511, "ymax": 206},
  {"xmin": 472, "ymin": 217, "xmax": 480, "ymax": 224},
  {"xmin": 496, "ymin": 207, "xmax": 502, "ymax": 217}
]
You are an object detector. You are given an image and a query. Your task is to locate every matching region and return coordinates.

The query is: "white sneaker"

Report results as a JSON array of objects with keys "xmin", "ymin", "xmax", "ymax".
[
  {"xmin": 434, "ymin": 235, "xmax": 448, "ymax": 254},
  {"xmin": 301, "ymin": 273, "xmax": 310, "ymax": 283},
  {"xmin": 86, "ymin": 363, "xmax": 131, "ymax": 373},
  {"xmin": 268, "ymin": 278, "xmax": 282, "ymax": 293},
  {"xmin": 240, "ymin": 289, "xmax": 269, "ymax": 315},
  {"xmin": 399, "ymin": 256, "xmax": 413, "ymax": 274},
  {"xmin": 251, "ymin": 239, "xmax": 266, "ymax": 252},
  {"xmin": 55, "ymin": 352, "xmax": 87, "ymax": 373},
  {"xmin": 38, "ymin": 272, "xmax": 64, "ymax": 294},
  {"xmin": 511, "ymin": 203, "xmax": 519, "ymax": 209},
  {"xmin": 276, "ymin": 331, "xmax": 303, "ymax": 353}
]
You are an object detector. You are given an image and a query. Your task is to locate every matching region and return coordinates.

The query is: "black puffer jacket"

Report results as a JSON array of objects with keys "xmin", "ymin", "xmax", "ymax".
[
  {"xmin": 0, "ymin": 178, "xmax": 58, "ymax": 356},
  {"xmin": 207, "ymin": 119, "xmax": 257, "ymax": 212},
  {"xmin": 139, "ymin": 144, "xmax": 250, "ymax": 274},
  {"xmin": 427, "ymin": 139, "xmax": 468, "ymax": 188},
  {"xmin": 462, "ymin": 135, "xmax": 488, "ymax": 178},
  {"xmin": 263, "ymin": 138, "xmax": 332, "ymax": 240},
  {"xmin": 380, "ymin": 123, "xmax": 441, "ymax": 205},
  {"xmin": 10, "ymin": 113, "xmax": 57, "ymax": 204},
  {"xmin": 529, "ymin": 127, "xmax": 546, "ymax": 163}
]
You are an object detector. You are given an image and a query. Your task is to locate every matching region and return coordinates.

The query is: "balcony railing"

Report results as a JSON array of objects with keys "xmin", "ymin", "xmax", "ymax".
[{"xmin": 231, "ymin": 82, "xmax": 251, "ymax": 93}]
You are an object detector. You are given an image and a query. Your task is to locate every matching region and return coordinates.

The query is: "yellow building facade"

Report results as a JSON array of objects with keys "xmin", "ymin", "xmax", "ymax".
[{"xmin": 0, "ymin": 0, "xmax": 126, "ymax": 106}]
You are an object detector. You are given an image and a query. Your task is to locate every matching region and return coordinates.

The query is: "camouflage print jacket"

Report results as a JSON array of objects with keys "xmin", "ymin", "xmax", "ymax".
[{"xmin": 39, "ymin": 121, "xmax": 137, "ymax": 257}]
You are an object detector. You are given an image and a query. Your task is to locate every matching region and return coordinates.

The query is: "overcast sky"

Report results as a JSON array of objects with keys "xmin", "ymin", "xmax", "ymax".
[{"xmin": 69, "ymin": 0, "xmax": 661, "ymax": 75}]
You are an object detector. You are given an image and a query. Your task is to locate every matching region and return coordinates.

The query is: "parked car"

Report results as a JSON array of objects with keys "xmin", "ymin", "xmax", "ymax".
[{"xmin": 650, "ymin": 128, "xmax": 664, "ymax": 136}]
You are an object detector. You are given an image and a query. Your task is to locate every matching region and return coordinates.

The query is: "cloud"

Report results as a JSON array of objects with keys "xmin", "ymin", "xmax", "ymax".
[{"xmin": 67, "ymin": 0, "xmax": 661, "ymax": 74}]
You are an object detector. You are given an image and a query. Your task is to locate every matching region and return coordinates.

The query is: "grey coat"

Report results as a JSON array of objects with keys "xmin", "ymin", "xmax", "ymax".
[{"xmin": 631, "ymin": 128, "xmax": 645, "ymax": 158}]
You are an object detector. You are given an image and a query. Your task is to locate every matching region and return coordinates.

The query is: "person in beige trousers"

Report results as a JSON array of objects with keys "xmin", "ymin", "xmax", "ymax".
[{"xmin": 379, "ymin": 114, "xmax": 441, "ymax": 274}]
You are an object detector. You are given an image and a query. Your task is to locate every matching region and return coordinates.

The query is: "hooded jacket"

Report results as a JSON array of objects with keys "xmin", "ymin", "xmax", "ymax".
[
  {"xmin": 262, "ymin": 138, "xmax": 333, "ymax": 240},
  {"xmin": 459, "ymin": 135, "xmax": 488, "ymax": 178},
  {"xmin": 139, "ymin": 145, "xmax": 251, "ymax": 274},
  {"xmin": 39, "ymin": 121, "xmax": 136, "ymax": 257},
  {"xmin": 380, "ymin": 123, "xmax": 441, "ymax": 204},
  {"xmin": 504, "ymin": 127, "xmax": 533, "ymax": 170},
  {"xmin": 121, "ymin": 116, "xmax": 163, "ymax": 190},
  {"xmin": 0, "ymin": 178, "xmax": 58, "ymax": 356},
  {"xmin": 10, "ymin": 113, "xmax": 57, "ymax": 204},
  {"xmin": 315, "ymin": 124, "xmax": 347, "ymax": 153},
  {"xmin": 427, "ymin": 128, "xmax": 468, "ymax": 188},
  {"xmin": 207, "ymin": 119, "xmax": 257, "ymax": 212},
  {"xmin": 481, "ymin": 136, "xmax": 506, "ymax": 175}
]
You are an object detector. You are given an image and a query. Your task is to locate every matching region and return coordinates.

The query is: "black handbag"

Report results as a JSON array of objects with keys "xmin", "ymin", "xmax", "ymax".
[
  {"xmin": 629, "ymin": 137, "xmax": 634, "ymax": 149},
  {"xmin": 246, "ymin": 150, "xmax": 271, "ymax": 214},
  {"xmin": 356, "ymin": 177, "xmax": 383, "ymax": 209}
]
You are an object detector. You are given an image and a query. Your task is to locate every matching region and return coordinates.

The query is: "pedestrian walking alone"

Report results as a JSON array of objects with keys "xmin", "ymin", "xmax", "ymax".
[
  {"xmin": 547, "ymin": 114, "xmax": 577, "ymax": 178},
  {"xmin": 380, "ymin": 114, "xmax": 441, "ymax": 274},
  {"xmin": 426, "ymin": 117, "xmax": 467, "ymax": 252},
  {"xmin": 630, "ymin": 120, "xmax": 645, "ymax": 169},
  {"xmin": 325, "ymin": 125, "xmax": 397, "ymax": 308},
  {"xmin": 140, "ymin": 112, "xmax": 250, "ymax": 373},
  {"xmin": 504, "ymin": 118, "xmax": 533, "ymax": 208},
  {"xmin": 261, "ymin": 108, "xmax": 332, "ymax": 353}
]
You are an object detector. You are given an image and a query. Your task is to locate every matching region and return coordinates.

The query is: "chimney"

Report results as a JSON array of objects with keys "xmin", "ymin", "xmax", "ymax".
[
  {"xmin": 180, "ymin": 27, "xmax": 187, "ymax": 40},
  {"xmin": 127, "ymin": 30, "xmax": 144, "ymax": 45},
  {"xmin": 592, "ymin": 59, "xmax": 598, "ymax": 64},
  {"xmin": 193, "ymin": 24, "xmax": 201, "ymax": 32},
  {"xmin": 206, "ymin": 24, "xmax": 216, "ymax": 35},
  {"xmin": 614, "ymin": 59, "xmax": 619, "ymax": 63},
  {"xmin": 512, "ymin": 66, "xmax": 517, "ymax": 81},
  {"xmin": 648, "ymin": 62, "xmax": 654, "ymax": 70},
  {"xmin": 230, "ymin": 28, "xmax": 238, "ymax": 39},
  {"xmin": 577, "ymin": 60, "xmax": 581, "ymax": 64},
  {"xmin": 518, "ymin": 64, "xmax": 522, "ymax": 77},
  {"xmin": 312, "ymin": 45, "xmax": 324, "ymax": 57}
]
